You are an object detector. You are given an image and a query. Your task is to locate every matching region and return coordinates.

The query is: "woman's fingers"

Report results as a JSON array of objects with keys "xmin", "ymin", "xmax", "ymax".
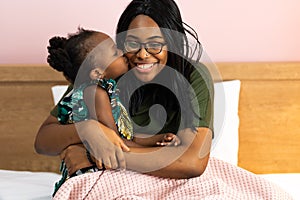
[
  {"xmin": 109, "ymin": 154, "xmax": 119, "ymax": 169},
  {"xmin": 93, "ymin": 145, "xmax": 126, "ymax": 170},
  {"xmin": 78, "ymin": 120, "xmax": 128, "ymax": 170},
  {"xmin": 102, "ymin": 157, "xmax": 112, "ymax": 169},
  {"xmin": 120, "ymin": 141, "xmax": 130, "ymax": 152},
  {"xmin": 104, "ymin": 146, "xmax": 125, "ymax": 169},
  {"xmin": 116, "ymin": 147, "xmax": 126, "ymax": 169},
  {"xmin": 95, "ymin": 159, "xmax": 103, "ymax": 170}
]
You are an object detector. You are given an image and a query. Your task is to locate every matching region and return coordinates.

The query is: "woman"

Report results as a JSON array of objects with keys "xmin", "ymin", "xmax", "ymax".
[{"xmin": 34, "ymin": 0, "xmax": 214, "ymax": 179}]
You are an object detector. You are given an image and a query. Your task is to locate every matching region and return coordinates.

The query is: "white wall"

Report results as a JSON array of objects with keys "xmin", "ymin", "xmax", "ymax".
[{"xmin": 0, "ymin": 0, "xmax": 299, "ymax": 64}]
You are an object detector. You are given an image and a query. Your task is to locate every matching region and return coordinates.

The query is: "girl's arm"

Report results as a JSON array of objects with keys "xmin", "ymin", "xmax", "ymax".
[
  {"xmin": 83, "ymin": 85, "xmax": 119, "ymax": 133},
  {"xmin": 132, "ymin": 133, "xmax": 178, "ymax": 147},
  {"xmin": 84, "ymin": 84, "xmax": 178, "ymax": 149},
  {"xmin": 132, "ymin": 133, "xmax": 165, "ymax": 146},
  {"xmin": 84, "ymin": 85, "xmax": 142, "ymax": 148}
]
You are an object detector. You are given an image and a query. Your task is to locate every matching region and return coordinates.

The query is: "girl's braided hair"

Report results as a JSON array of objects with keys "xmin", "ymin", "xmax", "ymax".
[{"xmin": 47, "ymin": 27, "xmax": 97, "ymax": 83}]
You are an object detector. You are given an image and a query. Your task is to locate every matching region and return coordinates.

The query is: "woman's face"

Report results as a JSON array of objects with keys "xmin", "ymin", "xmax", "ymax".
[{"xmin": 124, "ymin": 15, "xmax": 168, "ymax": 82}]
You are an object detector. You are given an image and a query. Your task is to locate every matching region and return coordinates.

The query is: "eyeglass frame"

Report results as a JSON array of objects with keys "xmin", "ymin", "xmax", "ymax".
[{"xmin": 123, "ymin": 41, "xmax": 167, "ymax": 55}]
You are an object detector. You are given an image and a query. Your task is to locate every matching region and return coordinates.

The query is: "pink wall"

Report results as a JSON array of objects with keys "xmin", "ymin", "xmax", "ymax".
[{"xmin": 1, "ymin": 0, "xmax": 299, "ymax": 64}]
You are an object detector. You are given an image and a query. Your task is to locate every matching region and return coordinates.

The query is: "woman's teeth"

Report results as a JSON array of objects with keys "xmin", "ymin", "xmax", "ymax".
[{"xmin": 137, "ymin": 64, "xmax": 153, "ymax": 69}]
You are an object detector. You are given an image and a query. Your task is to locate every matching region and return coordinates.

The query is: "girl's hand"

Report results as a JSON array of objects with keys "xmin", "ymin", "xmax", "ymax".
[{"xmin": 156, "ymin": 133, "xmax": 181, "ymax": 147}]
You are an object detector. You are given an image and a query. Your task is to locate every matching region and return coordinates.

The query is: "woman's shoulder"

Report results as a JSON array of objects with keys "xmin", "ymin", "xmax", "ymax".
[{"xmin": 189, "ymin": 61, "xmax": 213, "ymax": 85}]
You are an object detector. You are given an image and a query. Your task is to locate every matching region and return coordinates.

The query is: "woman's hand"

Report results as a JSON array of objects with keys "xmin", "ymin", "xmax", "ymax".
[
  {"xmin": 60, "ymin": 144, "xmax": 93, "ymax": 175},
  {"xmin": 76, "ymin": 120, "xmax": 130, "ymax": 170}
]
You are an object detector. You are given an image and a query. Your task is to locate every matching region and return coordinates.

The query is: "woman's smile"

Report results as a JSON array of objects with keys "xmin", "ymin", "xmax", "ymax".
[{"xmin": 135, "ymin": 63, "xmax": 155, "ymax": 72}]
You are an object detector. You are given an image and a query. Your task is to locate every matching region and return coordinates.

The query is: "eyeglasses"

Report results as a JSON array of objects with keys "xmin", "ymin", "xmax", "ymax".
[{"xmin": 124, "ymin": 41, "xmax": 167, "ymax": 55}]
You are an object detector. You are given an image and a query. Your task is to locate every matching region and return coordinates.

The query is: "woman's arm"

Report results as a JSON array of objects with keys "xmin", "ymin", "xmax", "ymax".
[
  {"xmin": 35, "ymin": 118, "xmax": 129, "ymax": 169},
  {"xmin": 62, "ymin": 124, "xmax": 211, "ymax": 179},
  {"xmin": 34, "ymin": 84, "xmax": 82, "ymax": 156},
  {"xmin": 125, "ymin": 127, "xmax": 212, "ymax": 179},
  {"xmin": 34, "ymin": 115, "xmax": 81, "ymax": 156}
]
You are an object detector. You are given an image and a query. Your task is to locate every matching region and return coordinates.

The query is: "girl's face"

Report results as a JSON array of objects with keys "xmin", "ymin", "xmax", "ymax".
[
  {"xmin": 91, "ymin": 35, "xmax": 128, "ymax": 80},
  {"xmin": 124, "ymin": 15, "xmax": 168, "ymax": 82},
  {"xmin": 103, "ymin": 37, "xmax": 128, "ymax": 79}
]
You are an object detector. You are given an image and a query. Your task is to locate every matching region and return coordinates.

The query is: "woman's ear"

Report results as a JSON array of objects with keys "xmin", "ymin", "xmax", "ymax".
[{"xmin": 89, "ymin": 68, "xmax": 103, "ymax": 80}]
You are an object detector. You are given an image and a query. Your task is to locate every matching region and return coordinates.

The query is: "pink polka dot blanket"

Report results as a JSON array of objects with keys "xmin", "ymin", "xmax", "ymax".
[{"xmin": 53, "ymin": 157, "xmax": 293, "ymax": 200}]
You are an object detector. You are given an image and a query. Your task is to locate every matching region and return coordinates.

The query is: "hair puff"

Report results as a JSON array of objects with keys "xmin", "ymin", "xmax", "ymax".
[{"xmin": 47, "ymin": 36, "xmax": 72, "ymax": 73}]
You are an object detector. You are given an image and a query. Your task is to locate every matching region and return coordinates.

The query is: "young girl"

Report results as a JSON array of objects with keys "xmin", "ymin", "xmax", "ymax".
[{"xmin": 47, "ymin": 28, "xmax": 180, "ymax": 194}]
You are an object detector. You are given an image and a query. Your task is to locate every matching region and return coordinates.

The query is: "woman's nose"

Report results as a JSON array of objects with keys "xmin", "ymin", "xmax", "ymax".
[{"xmin": 136, "ymin": 47, "xmax": 149, "ymax": 59}]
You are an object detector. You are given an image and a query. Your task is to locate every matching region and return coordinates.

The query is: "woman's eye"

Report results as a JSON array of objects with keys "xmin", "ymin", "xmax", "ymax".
[
  {"xmin": 148, "ymin": 43, "xmax": 161, "ymax": 49},
  {"xmin": 128, "ymin": 42, "xmax": 139, "ymax": 48}
]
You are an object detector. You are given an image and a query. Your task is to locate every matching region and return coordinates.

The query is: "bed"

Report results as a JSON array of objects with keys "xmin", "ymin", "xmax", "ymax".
[{"xmin": 0, "ymin": 62, "xmax": 299, "ymax": 199}]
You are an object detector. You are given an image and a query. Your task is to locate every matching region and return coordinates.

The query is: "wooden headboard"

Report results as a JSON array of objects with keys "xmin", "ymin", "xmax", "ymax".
[
  {"xmin": 0, "ymin": 62, "xmax": 299, "ymax": 174},
  {"xmin": 217, "ymin": 62, "xmax": 300, "ymax": 173}
]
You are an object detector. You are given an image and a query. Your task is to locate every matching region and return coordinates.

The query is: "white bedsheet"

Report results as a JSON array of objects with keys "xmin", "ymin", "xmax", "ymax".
[
  {"xmin": 259, "ymin": 173, "xmax": 300, "ymax": 200},
  {"xmin": 0, "ymin": 169, "xmax": 299, "ymax": 200},
  {"xmin": 0, "ymin": 169, "xmax": 60, "ymax": 200}
]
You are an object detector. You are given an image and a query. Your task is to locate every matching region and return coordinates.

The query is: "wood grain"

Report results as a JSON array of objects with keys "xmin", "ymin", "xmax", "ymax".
[
  {"xmin": 0, "ymin": 65, "xmax": 66, "ymax": 172},
  {"xmin": 217, "ymin": 62, "xmax": 300, "ymax": 173}
]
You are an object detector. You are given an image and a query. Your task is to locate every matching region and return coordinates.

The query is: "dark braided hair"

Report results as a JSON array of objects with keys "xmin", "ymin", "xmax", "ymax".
[{"xmin": 47, "ymin": 28, "xmax": 98, "ymax": 83}]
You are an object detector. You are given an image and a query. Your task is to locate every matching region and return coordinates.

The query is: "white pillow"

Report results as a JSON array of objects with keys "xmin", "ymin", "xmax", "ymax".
[
  {"xmin": 51, "ymin": 85, "xmax": 69, "ymax": 105},
  {"xmin": 210, "ymin": 80, "xmax": 241, "ymax": 165},
  {"xmin": 51, "ymin": 80, "xmax": 241, "ymax": 165}
]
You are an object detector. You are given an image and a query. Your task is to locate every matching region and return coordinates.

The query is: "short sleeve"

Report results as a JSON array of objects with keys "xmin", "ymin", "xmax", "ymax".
[
  {"xmin": 50, "ymin": 84, "xmax": 73, "ymax": 117},
  {"xmin": 189, "ymin": 62, "xmax": 214, "ymax": 133}
]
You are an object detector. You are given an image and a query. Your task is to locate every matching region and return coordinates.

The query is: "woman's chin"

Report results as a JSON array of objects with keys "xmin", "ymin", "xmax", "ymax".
[
  {"xmin": 132, "ymin": 64, "xmax": 164, "ymax": 82},
  {"xmin": 133, "ymin": 70, "xmax": 156, "ymax": 82}
]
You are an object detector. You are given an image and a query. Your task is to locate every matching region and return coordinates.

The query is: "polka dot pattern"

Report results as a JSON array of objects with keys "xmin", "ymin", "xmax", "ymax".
[{"xmin": 53, "ymin": 157, "xmax": 293, "ymax": 200}]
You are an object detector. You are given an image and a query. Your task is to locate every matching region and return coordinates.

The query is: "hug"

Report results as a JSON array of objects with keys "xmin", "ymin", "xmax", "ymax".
[{"xmin": 32, "ymin": 0, "xmax": 295, "ymax": 199}]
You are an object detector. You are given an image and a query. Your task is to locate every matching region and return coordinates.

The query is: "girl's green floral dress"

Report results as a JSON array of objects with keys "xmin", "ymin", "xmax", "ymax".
[{"xmin": 53, "ymin": 78, "xmax": 133, "ymax": 196}]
